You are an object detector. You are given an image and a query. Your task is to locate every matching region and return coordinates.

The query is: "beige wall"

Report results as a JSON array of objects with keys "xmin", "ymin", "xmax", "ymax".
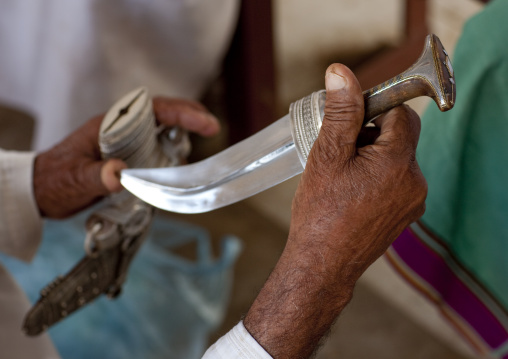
[
  {"xmin": 273, "ymin": 0, "xmax": 483, "ymax": 115},
  {"xmin": 274, "ymin": 0, "xmax": 401, "ymax": 111}
]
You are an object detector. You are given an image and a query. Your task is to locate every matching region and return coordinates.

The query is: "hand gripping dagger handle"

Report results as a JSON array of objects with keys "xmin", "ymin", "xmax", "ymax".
[{"xmin": 290, "ymin": 34, "xmax": 456, "ymax": 166}]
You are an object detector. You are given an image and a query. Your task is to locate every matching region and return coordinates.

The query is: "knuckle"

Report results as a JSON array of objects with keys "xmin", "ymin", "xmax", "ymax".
[
  {"xmin": 324, "ymin": 99, "xmax": 362, "ymax": 120},
  {"xmin": 412, "ymin": 177, "xmax": 428, "ymax": 205},
  {"xmin": 386, "ymin": 105, "xmax": 420, "ymax": 134},
  {"xmin": 312, "ymin": 131, "xmax": 339, "ymax": 164},
  {"xmin": 416, "ymin": 173, "xmax": 428, "ymax": 203},
  {"xmin": 310, "ymin": 131, "xmax": 355, "ymax": 174},
  {"xmin": 393, "ymin": 104, "xmax": 417, "ymax": 120},
  {"xmin": 406, "ymin": 166, "xmax": 428, "ymax": 220},
  {"xmin": 417, "ymin": 201, "xmax": 427, "ymax": 218}
]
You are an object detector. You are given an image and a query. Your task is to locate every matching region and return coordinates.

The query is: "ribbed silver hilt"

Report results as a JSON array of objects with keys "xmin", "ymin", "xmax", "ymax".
[
  {"xmin": 289, "ymin": 90, "xmax": 326, "ymax": 167},
  {"xmin": 99, "ymin": 87, "xmax": 190, "ymax": 169}
]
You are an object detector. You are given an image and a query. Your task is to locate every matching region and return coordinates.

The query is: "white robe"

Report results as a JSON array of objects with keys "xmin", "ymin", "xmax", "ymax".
[{"xmin": 0, "ymin": 0, "xmax": 239, "ymax": 150}]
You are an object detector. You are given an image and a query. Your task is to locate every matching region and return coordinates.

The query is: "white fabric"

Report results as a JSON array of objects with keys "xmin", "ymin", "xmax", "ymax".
[
  {"xmin": 203, "ymin": 321, "xmax": 273, "ymax": 359},
  {"xmin": 0, "ymin": 149, "xmax": 59, "ymax": 358},
  {"xmin": 0, "ymin": 0, "xmax": 239, "ymax": 150},
  {"xmin": 0, "ymin": 149, "xmax": 42, "ymax": 260}
]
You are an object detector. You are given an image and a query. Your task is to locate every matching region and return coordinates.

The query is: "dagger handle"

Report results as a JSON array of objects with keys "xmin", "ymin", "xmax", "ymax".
[
  {"xmin": 363, "ymin": 75, "xmax": 436, "ymax": 123},
  {"xmin": 363, "ymin": 34, "xmax": 455, "ymax": 122},
  {"xmin": 290, "ymin": 33, "xmax": 456, "ymax": 167}
]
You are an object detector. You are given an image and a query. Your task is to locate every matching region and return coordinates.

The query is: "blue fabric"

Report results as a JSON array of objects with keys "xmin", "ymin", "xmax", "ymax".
[{"xmin": 1, "ymin": 210, "xmax": 241, "ymax": 359}]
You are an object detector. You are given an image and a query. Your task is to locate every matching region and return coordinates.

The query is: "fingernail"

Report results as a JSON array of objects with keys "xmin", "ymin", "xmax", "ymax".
[{"xmin": 325, "ymin": 72, "xmax": 347, "ymax": 91}]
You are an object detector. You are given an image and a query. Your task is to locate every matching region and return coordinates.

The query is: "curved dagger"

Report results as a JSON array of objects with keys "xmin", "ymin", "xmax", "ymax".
[
  {"xmin": 121, "ymin": 34, "xmax": 456, "ymax": 213},
  {"xmin": 121, "ymin": 114, "xmax": 301, "ymax": 213}
]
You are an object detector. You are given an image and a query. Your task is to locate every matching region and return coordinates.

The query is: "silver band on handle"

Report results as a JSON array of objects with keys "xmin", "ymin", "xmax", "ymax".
[
  {"xmin": 289, "ymin": 90, "xmax": 326, "ymax": 167},
  {"xmin": 99, "ymin": 87, "xmax": 190, "ymax": 169}
]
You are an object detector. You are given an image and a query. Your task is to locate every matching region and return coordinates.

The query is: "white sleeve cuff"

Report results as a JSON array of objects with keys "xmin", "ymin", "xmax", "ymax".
[
  {"xmin": 202, "ymin": 321, "xmax": 272, "ymax": 359},
  {"xmin": 0, "ymin": 150, "xmax": 43, "ymax": 261}
]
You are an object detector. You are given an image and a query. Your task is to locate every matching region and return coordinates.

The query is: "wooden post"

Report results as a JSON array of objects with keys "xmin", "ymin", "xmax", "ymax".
[{"xmin": 223, "ymin": 0, "xmax": 277, "ymax": 144}]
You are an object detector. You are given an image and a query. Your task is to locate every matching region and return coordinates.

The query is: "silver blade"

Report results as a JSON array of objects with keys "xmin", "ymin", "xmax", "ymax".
[{"xmin": 120, "ymin": 114, "xmax": 303, "ymax": 213}]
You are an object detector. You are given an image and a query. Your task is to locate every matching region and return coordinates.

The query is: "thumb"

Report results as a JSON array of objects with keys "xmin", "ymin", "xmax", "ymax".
[
  {"xmin": 315, "ymin": 64, "xmax": 364, "ymax": 162},
  {"xmin": 100, "ymin": 159, "xmax": 127, "ymax": 193}
]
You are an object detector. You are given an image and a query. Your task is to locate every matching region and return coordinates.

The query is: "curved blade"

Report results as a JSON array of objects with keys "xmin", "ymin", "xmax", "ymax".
[{"xmin": 120, "ymin": 115, "xmax": 303, "ymax": 213}]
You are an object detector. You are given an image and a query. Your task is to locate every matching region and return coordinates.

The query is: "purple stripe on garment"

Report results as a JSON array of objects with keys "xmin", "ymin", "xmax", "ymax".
[{"xmin": 392, "ymin": 228, "xmax": 508, "ymax": 349}]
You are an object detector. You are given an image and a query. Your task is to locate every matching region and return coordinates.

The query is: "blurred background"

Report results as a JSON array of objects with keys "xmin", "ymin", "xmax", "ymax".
[{"xmin": 0, "ymin": 0, "xmax": 487, "ymax": 358}]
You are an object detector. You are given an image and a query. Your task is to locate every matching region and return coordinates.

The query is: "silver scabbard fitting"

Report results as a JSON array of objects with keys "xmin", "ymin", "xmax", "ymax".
[{"xmin": 289, "ymin": 90, "xmax": 326, "ymax": 167}]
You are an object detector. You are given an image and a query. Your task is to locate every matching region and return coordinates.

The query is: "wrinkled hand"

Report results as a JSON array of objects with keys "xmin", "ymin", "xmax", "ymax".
[
  {"xmin": 244, "ymin": 64, "xmax": 427, "ymax": 359},
  {"xmin": 290, "ymin": 63, "xmax": 427, "ymax": 283},
  {"xmin": 34, "ymin": 97, "xmax": 219, "ymax": 218}
]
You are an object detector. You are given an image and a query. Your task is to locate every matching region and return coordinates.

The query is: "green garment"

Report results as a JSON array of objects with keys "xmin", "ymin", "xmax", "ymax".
[{"xmin": 417, "ymin": 0, "xmax": 508, "ymax": 307}]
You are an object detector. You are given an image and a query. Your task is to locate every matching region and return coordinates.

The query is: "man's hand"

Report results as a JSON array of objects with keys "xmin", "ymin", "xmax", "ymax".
[
  {"xmin": 244, "ymin": 64, "xmax": 427, "ymax": 358},
  {"xmin": 33, "ymin": 97, "xmax": 219, "ymax": 218}
]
